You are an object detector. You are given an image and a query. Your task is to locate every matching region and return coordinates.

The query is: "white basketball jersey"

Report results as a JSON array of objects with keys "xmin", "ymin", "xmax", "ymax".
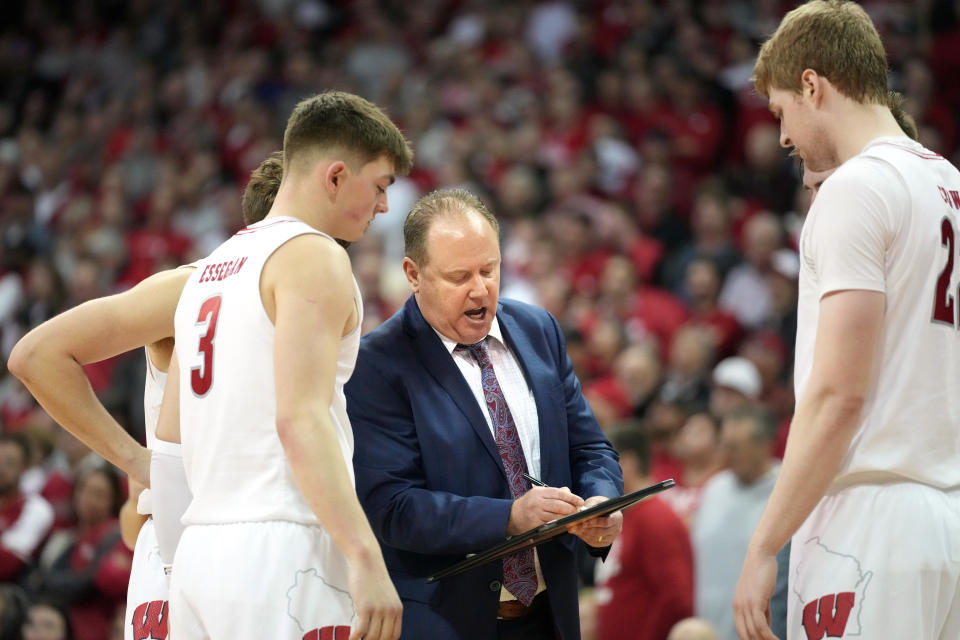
[
  {"xmin": 795, "ymin": 136, "xmax": 960, "ymax": 490},
  {"xmin": 174, "ymin": 216, "xmax": 362, "ymax": 526}
]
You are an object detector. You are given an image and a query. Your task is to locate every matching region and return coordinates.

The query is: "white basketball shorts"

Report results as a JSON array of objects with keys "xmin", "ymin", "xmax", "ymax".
[
  {"xmin": 169, "ymin": 521, "xmax": 355, "ymax": 640},
  {"xmin": 125, "ymin": 518, "xmax": 170, "ymax": 640},
  {"xmin": 787, "ymin": 482, "xmax": 960, "ymax": 640}
]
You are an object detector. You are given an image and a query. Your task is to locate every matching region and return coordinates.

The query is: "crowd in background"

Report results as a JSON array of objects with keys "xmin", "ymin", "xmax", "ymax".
[{"xmin": 0, "ymin": 0, "xmax": 958, "ymax": 638}]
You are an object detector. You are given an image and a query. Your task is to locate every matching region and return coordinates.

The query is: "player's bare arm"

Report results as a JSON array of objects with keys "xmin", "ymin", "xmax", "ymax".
[
  {"xmin": 264, "ymin": 234, "xmax": 401, "ymax": 640},
  {"xmin": 7, "ymin": 267, "xmax": 194, "ymax": 487},
  {"xmin": 734, "ymin": 289, "xmax": 885, "ymax": 640}
]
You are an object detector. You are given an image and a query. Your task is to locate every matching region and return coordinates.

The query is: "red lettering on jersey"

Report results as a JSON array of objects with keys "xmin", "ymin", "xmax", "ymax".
[
  {"xmin": 304, "ymin": 626, "xmax": 350, "ymax": 640},
  {"xmin": 801, "ymin": 592, "xmax": 854, "ymax": 639},
  {"xmin": 132, "ymin": 600, "xmax": 168, "ymax": 640},
  {"xmin": 199, "ymin": 257, "xmax": 248, "ymax": 285},
  {"xmin": 940, "ymin": 186, "xmax": 951, "ymax": 206},
  {"xmin": 951, "ymin": 190, "xmax": 960, "ymax": 209}
]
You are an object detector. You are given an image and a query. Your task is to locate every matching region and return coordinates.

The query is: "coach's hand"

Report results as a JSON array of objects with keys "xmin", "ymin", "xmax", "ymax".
[
  {"xmin": 506, "ymin": 486, "xmax": 583, "ymax": 536},
  {"xmin": 348, "ymin": 553, "xmax": 402, "ymax": 640},
  {"xmin": 567, "ymin": 496, "xmax": 623, "ymax": 548},
  {"xmin": 733, "ymin": 547, "xmax": 780, "ymax": 640}
]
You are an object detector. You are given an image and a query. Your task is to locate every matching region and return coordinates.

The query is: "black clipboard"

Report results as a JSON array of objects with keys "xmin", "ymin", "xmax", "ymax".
[{"xmin": 427, "ymin": 478, "xmax": 675, "ymax": 583}]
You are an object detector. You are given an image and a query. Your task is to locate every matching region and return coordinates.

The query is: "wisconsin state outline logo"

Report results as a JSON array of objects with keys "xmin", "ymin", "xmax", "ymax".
[{"xmin": 793, "ymin": 537, "xmax": 873, "ymax": 639}]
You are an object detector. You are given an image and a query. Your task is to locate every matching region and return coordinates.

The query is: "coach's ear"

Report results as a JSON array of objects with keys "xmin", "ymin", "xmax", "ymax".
[{"xmin": 402, "ymin": 257, "xmax": 421, "ymax": 293}]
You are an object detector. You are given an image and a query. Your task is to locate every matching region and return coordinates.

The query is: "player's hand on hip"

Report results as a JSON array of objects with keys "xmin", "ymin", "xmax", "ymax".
[
  {"xmin": 566, "ymin": 496, "xmax": 623, "ymax": 548},
  {"xmin": 506, "ymin": 486, "xmax": 584, "ymax": 536},
  {"xmin": 733, "ymin": 548, "xmax": 780, "ymax": 640},
  {"xmin": 348, "ymin": 558, "xmax": 402, "ymax": 640}
]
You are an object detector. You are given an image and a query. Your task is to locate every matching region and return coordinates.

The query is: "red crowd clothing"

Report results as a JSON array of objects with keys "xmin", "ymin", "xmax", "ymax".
[
  {"xmin": 595, "ymin": 496, "xmax": 694, "ymax": 640},
  {"xmin": 51, "ymin": 520, "xmax": 133, "ymax": 640},
  {"xmin": 0, "ymin": 491, "xmax": 55, "ymax": 580}
]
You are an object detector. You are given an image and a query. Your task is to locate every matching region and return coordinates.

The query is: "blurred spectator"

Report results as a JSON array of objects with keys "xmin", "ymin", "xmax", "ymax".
[
  {"xmin": 648, "ymin": 398, "xmax": 695, "ymax": 484},
  {"xmin": 682, "ymin": 258, "xmax": 743, "ymax": 359},
  {"xmin": 659, "ymin": 412, "xmax": 724, "ymax": 526},
  {"xmin": 22, "ymin": 596, "xmax": 74, "ymax": 640},
  {"xmin": 662, "ymin": 185, "xmax": 742, "ymax": 294},
  {"xmin": 725, "ymin": 122, "xmax": 797, "ymax": 215},
  {"xmin": 585, "ymin": 343, "xmax": 662, "ymax": 423},
  {"xmin": 35, "ymin": 466, "xmax": 131, "ymax": 640},
  {"xmin": 594, "ymin": 424, "xmax": 693, "ymax": 640},
  {"xmin": 660, "ymin": 325, "xmax": 715, "ymax": 407},
  {"xmin": 719, "ymin": 212, "xmax": 784, "ymax": 329},
  {"xmin": 630, "ymin": 163, "xmax": 690, "ymax": 252},
  {"xmin": 765, "ymin": 249, "xmax": 800, "ymax": 356},
  {"xmin": 0, "ymin": 433, "xmax": 54, "ymax": 583},
  {"xmin": 708, "ymin": 356, "xmax": 761, "ymax": 420},
  {"xmin": 38, "ymin": 433, "xmax": 103, "ymax": 534},
  {"xmin": 0, "ymin": 584, "xmax": 29, "ymax": 640},
  {"xmin": 691, "ymin": 407, "xmax": 779, "ymax": 640},
  {"xmin": 668, "ymin": 617, "xmax": 719, "ymax": 640}
]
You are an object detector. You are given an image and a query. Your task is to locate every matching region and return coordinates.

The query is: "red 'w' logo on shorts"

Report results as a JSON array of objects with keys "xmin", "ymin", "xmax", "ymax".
[
  {"xmin": 131, "ymin": 600, "xmax": 168, "ymax": 640},
  {"xmin": 802, "ymin": 592, "xmax": 855, "ymax": 639},
  {"xmin": 302, "ymin": 627, "xmax": 350, "ymax": 640}
]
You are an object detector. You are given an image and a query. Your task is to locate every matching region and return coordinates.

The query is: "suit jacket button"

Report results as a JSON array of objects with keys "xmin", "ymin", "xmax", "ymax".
[{"xmin": 489, "ymin": 580, "xmax": 501, "ymax": 592}]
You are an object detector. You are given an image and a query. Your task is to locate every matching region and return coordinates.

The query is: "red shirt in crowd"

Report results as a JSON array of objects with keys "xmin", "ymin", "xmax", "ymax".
[
  {"xmin": 66, "ymin": 520, "xmax": 133, "ymax": 640},
  {"xmin": 0, "ymin": 491, "xmax": 54, "ymax": 580},
  {"xmin": 594, "ymin": 496, "xmax": 694, "ymax": 640}
]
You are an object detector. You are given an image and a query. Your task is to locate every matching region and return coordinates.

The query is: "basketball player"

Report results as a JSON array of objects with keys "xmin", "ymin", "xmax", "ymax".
[
  {"xmin": 8, "ymin": 151, "xmax": 284, "ymax": 640},
  {"xmin": 734, "ymin": 3, "xmax": 960, "ymax": 640},
  {"xmin": 157, "ymin": 91, "xmax": 412, "ymax": 640}
]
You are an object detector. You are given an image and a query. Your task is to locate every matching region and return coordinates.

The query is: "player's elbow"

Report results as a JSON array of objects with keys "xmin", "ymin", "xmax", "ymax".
[
  {"xmin": 275, "ymin": 413, "xmax": 307, "ymax": 451},
  {"xmin": 809, "ymin": 385, "xmax": 867, "ymax": 430},
  {"xmin": 7, "ymin": 331, "xmax": 41, "ymax": 383}
]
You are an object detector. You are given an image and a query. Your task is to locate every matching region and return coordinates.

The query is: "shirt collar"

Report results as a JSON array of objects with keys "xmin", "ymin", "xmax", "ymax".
[{"xmin": 434, "ymin": 316, "xmax": 505, "ymax": 355}]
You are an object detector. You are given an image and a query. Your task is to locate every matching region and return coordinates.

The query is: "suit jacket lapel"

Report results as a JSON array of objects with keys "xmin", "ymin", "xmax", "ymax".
[
  {"xmin": 401, "ymin": 296, "xmax": 503, "ymax": 472},
  {"xmin": 496, "ymin": 304, "xmax": 554, "ymax": 483}
]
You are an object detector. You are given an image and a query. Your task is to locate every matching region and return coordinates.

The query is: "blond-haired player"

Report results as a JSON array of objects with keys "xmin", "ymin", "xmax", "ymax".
[
  {"xmin": 8, "ymin": 151, "xmax": 284, "ymax": 640},
  {"xmin": 157, "ymin": 91, "xmax": 412, "ymax": 640},
  {"xmin": 734, "ymin": 2, "xmax": 960, "ymax": 639}
]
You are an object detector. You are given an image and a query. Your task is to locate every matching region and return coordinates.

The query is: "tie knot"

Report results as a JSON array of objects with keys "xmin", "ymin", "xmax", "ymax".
[{"xmin": 458, "ymin": 338, "xmax": 489, "ymax": 364}]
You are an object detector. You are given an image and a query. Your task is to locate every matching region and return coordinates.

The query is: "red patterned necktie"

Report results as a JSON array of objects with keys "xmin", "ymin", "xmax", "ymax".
[{"xmin": 460, "ymin": 339, "xmax": 537, "ymax": 606}]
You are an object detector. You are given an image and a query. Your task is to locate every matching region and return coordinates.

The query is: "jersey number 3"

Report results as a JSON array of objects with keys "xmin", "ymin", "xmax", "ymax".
[{"xmin": 191, "ymin": 295, "xmax": 222, "ymax": 396}]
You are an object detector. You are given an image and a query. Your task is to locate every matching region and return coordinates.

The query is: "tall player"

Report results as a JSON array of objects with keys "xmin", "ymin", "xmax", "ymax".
[
  {"xmin": 8, "ymin": 151, "xmax": 284, "ymax": 640},
  {"xmin": 733, "ymin": 3, "xmax": 960, "ymax": 640},
  {"xmin": 157, "ymin": 91, "xmax": 412, "ymax": 640}
]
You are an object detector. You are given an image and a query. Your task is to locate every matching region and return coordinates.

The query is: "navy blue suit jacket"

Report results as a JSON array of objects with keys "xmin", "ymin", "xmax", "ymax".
[{"xmin": 346, "ymin": 296, "xmax": 623, "ymax": 640}]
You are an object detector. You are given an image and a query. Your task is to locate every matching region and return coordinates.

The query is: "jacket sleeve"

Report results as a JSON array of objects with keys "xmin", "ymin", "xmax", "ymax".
[{"xmin": 348, "ymin": 358, "xmax": 514, "ymax": 556}]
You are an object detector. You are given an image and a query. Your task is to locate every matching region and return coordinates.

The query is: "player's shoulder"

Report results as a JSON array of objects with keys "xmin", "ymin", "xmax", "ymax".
[{"xmin": 266, "ymin": 230, "xmax": 351, "ymax": 281}]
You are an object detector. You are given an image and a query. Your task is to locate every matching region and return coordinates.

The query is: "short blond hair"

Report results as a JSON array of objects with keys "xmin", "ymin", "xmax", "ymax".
[
  {"xmin": 754, "ymin": 0, "xmax": 888, "ymax": 104},
  {"xmin": 403, "ymin": 189, "xmax": 498, "ymax": 266}
]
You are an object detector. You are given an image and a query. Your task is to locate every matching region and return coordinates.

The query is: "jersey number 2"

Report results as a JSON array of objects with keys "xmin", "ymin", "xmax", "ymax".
[{"xmin": 191, "ymin": 295, "xmax": 222, "ymax": 396}]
